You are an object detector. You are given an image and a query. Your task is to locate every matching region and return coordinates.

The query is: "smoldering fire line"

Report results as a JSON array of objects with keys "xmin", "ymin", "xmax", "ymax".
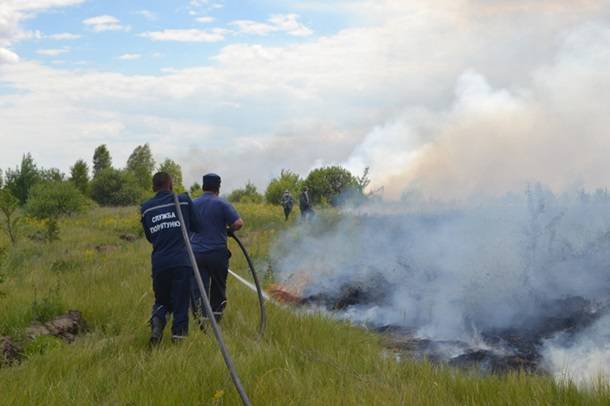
[{"xmin": 270, "ymin": 185, "xmax": 610, "ymax": 386}]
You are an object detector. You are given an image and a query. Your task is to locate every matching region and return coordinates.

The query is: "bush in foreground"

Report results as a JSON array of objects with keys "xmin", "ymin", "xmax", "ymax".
[{"xmin": 26, "ymin": 181, "xmax": 89, "ymax": 241}]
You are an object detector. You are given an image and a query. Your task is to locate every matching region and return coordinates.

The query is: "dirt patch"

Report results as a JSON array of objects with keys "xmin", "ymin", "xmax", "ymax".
[
  {"xmin": 26, "ymin": 310, "xmax": 85, "ymax": 343},
  {"xmin": 95, "ymin": 244, "xmax": 118, "ymax": 254},
  {"xmin": 0, "ymin": 336, "xmax": 23, "ymax": 367},
  {"xmin": 119, "ymin": 233, "xmax": 138, "ymax": 242}
]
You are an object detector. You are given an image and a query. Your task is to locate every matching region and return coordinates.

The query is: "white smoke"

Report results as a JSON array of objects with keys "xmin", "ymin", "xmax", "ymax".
[
  {"xmin": 345, "ymin": 23, "xmax": 610, "ymax": 200},
  {"xmin": 271, "ymin": 186, "xmax": 610, "ymax": 385},
  {"xmin": 543, "ymin": 313, "xmax": 610, "ymax": 388}
]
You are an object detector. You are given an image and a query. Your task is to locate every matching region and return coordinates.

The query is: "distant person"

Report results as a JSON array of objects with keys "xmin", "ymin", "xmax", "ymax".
[
  {"xmin": 299, "ymin": 187, "xmax": 313, "ymax": 220},
  {"xmin": 141, "ymin": 172, "xmax": 201, "ymax": 345},
  {"xmin": 190, "ymin": 173, "xmax": 244, "ymax": 325},
  {"xmin": 280, "ymin": 190, "xmax": 294, "ymax": 221}
]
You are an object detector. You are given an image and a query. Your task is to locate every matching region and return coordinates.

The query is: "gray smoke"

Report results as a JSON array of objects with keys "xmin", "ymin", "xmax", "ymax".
[
  {"xmin": 271, "ymin": 186, "xmax": 610, "ymax": 385},
  {"xmin": 542, "ymin": 313, "xmax": 610, "ymax": 388}
]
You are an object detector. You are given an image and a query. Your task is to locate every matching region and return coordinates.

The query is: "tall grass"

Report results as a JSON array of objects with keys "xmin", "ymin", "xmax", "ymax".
[{"xmin": 0, "ymin": 205, "xmax": 607, "ymax": 405}]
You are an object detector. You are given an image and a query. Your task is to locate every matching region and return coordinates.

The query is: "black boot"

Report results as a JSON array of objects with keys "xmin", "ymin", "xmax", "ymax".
[
  {"xmin": 213, "ymin": 300, "xmax": 227, "ymax": 323},
  {"xmin": 149, "ymin": 317, "xmax": 166, "ymax": 346}
]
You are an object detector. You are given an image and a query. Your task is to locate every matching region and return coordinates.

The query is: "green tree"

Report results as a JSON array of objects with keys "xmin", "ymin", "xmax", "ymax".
[
  {"xmin": 92, "ymin": 145, "xmax": 112, "ymax": 177},
  {"xmin": 5, "ymin": 153, "xmax": 42, "ymax": 205},
  {"xmin": 90, "ymin": 168, "xmax": 143, "ymax": 206},
  {"xmin": 0, "ymin": 189, "xmax": 20, "ymax": 244},
  {"xmin": 126, "ymin": 144, "xmax": 155, "ymax": 190},
  {"xmin": 190, "ymin": 182, "xmax": 202, "ymax": 198},
  {"xmin": 26, "ymin": 181, "xmax": 88, "ymax": 219},
  {"xmin": 158, "ymin": 159, "xmax": 184, "ymax": 193},
  {"xmin": 70, "ymin": 159, "xmax": 90, "ymax": 194},
  {"xmin": 227, "ymin": 181, "xmax": 263, "ymax": 204},
  {"xmin": 26, "ymin": 181, "xmax": 88, "ymax": 241},
  {"xmin": 303, "ymin": 166, "xmax": 361, "ymax": 206},
  {"xmin": 40, "ymin": 168, "xmax": 65, "ymax": 183},
  {"xmin": 265, "ymin": 169, "xmax": 302, "ymax": 205}
]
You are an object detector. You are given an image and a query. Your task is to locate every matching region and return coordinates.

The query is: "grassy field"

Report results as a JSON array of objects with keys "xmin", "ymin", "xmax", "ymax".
[{"xmin": 0, "ymin": 204, "xmax": 608, "ymax": 405}]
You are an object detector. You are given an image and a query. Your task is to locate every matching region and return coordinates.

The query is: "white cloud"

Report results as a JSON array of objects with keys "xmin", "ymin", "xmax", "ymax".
[
  {"xmin": 268, "ymin": 14, "xmax": 313, "ymax": 37},
  {"xmin": 0, "ymin": 0, "xmax": 83, "ymax": 62},
  {"xmin": 189, "ymin": 0, "xmax": 223, "ymax": 15},
  {"xmin": 36, "ymin": 48, "xmax": 69, "ymax": 56},
  {"xmin": 195, "ymin": 16, "xmax": 215, "ymax": 24},
  {"xmin": 48, "ymin": 32, "xmax": 81, "ymax": 40},
  {"xmin": 231, "ymin": 20, "xmax": 275, "ymax": 36},
  {"xmin": 231, "ymin": 13, "xmax": 313, "ymax": 37},
  {"xmin": 139, "ymin": 28, "xmax": 229, "ymax": 43},
  {"xmin": 118, "ymin": 53, "xmax": 141, "ymax": 60},
  {"xmin": 134, "ymin": 10, "xmax": 157, "ymax": 21},
  {"xmin": 0, "ymin": 48, "xmax": 19, "ymax": 64},
  {"xmin": 82, "ymin": 15, "xmax": 129, "ymax": 32}
]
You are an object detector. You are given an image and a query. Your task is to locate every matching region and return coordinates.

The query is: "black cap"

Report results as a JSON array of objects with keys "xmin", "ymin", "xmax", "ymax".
[{"xmin": 202, "ymin": 173, "xmax": 221, "ymax": 189}]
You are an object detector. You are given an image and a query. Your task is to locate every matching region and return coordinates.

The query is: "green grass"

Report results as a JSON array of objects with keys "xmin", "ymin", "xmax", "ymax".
[{"xmin": 0, "ymin": 205, "xmax": 608, "ymax": 405}]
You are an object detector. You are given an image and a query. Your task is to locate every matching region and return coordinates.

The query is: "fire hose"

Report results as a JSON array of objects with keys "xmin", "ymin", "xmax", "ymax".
[
  {"xmin": 228, "ymin": 232, "xmax": 267, "ymax": 338},
  {"xmin": 173, "ymin": 193, "xmax": 252, "ymax": 406}
]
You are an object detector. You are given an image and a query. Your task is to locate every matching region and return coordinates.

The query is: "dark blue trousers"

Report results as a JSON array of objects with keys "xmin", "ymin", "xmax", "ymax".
[
  {"xmin": 151, "ymin": 266, "xmax": 191, "ymax": 336},
  {"xmin": 190, "ymin": 249, "xmax": 229, "ymax": 319}
]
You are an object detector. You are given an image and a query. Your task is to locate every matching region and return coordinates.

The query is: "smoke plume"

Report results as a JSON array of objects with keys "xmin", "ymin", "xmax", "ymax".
[
  {"xmin": 271, "ymin": 186, "xmax": 610, "ymax": 385},
  {"xmin": 345, "ymin": 23, "xmax": 610, "ymax": 200}
]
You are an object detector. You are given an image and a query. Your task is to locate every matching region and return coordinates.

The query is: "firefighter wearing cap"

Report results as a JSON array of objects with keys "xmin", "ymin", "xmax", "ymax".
[{"xmin": 190, "ymin": 173, "xmax": 244, "ymax": 324}]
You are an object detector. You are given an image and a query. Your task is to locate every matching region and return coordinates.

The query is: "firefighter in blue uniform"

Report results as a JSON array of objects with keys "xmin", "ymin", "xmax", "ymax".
[
  {"xmin": 141, "ymin": 172, "xmax": 201, "ymax": 345},
  {"xmin": 190, "ymin": 173, "xmax": 244, "ymax": 325}
]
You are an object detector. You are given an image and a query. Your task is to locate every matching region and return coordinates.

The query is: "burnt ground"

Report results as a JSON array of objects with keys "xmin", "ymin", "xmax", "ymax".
[{"xmin": 273, "ymin": 281, "xmax": 608, "ymax": 375}]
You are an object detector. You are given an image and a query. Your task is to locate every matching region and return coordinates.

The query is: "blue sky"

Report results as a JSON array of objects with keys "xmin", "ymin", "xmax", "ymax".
[
  {"xmin": 13, "ymin": 0, "xmax": 349, "ymax": 75},
  {"xmin": 1, "ymin": 1, "xmax": 610, "ymax": 198}
]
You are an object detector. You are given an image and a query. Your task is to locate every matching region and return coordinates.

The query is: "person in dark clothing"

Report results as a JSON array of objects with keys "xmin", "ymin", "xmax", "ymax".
[
  {"xmin": 141, "ymin": 172, "xmax": 202, "ymax": 345},
  {"xmin": 280, "ymin": 189, "xmax": 294, "ymax": 221},
  {"xmin": 190, "ymin": 173, "xmax": 244, "ymax": 325},
  {"xmin": 299, "ymin": 187, "xmax": 313, "ymax": 220}
]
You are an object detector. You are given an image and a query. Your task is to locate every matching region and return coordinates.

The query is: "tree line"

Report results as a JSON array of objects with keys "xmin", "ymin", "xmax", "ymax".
[
  {"xmin": 0, "ymin": 143, "xmax": 370, "ymax": 242},
  {"xmin": 229, "ymin": 167, "xmax": 370, "ymax": 206},
  {"xmin": 0, "ymin": 144, "xmax": 185, "ymax": 242}
]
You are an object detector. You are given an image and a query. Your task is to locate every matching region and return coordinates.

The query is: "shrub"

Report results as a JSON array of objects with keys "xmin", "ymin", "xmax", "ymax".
[
  {"xmin": 70, "ymin": 159, "xmax": 90, "ymax": 194},
  {"xmin": 92, "ymin": 144, "xmax": 112, "ymax": 177},
  {"xmin": 90, "ymin": 168, "xmax": 143, "ymax": 206},
  {"xmin": 303, "ymin": 166, "xmax": 361, "ymax": 206},
  {"xmin": 4, "ymin": 153, "xmax": 42, "ymax": 205},
  {"xmin": 264, "ymin": 169, "xmax": 302, "ymax": 205},
  {"xmin": 0, "ymin": 189, "xmax": 20, "ymax": 244},
  {"xmin": 158, "ymin": 159, "xmax": 185, "ymax": 192},
  {"xmin": 26, "ymin": 181, "xmax": 88, "ymax": 219},
  {"xmin": 227, "ymin": 182, "xmax": 264, "ymax": 204},
  {"xmin": 26, "ymin": 181, "xmax": 89, "ymax": 241},
  {"xmin": 190, "ymin": 182, "xmax": 203, "ymax": 198},
  {"xmin": 126, "ymin": 144, "xmax": 155, "ymax": 190}
]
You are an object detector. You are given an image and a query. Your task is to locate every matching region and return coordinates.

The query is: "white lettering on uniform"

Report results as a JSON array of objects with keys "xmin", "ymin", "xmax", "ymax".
[
  {"xmin": 151, "ymin": 211, "xmax": 176, "ymax": 223},
  {"xmin": 149, "ymin": 220, "xmax": 181, "ymax": 234}
]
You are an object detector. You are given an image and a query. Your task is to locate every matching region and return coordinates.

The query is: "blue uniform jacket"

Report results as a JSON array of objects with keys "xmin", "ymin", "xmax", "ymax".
[{"xmin": 140, "ymin": 191, "xmax": 202, "ymax": 272}]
